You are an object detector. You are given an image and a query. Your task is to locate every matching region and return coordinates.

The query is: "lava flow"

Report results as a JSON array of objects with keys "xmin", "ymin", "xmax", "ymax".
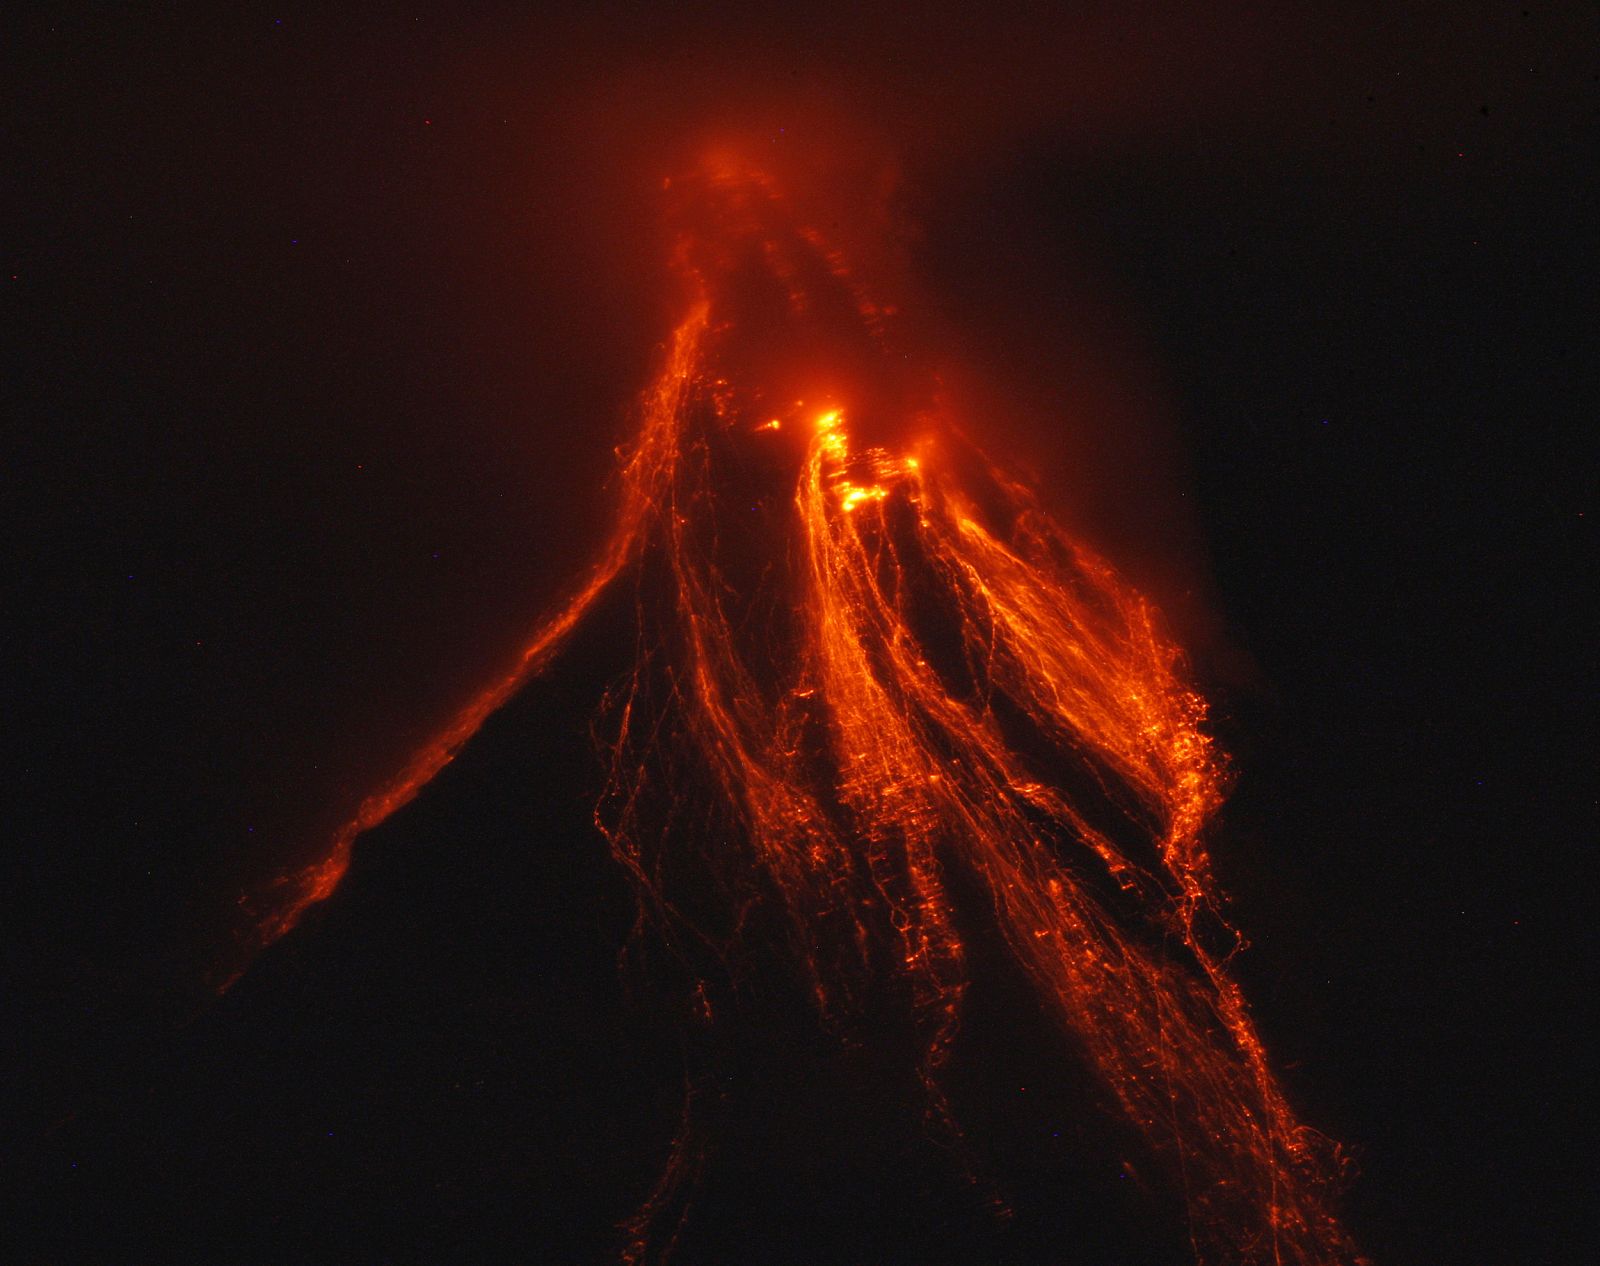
[{"xmin": 241, "ymin": 156, "xmax": 1362, "ymax": 1264}]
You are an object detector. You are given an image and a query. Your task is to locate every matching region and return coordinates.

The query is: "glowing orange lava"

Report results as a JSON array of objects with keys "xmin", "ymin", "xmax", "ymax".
[{"xmin": 241, "ymin": 157, "xmax": 1362, "ymax": 1264}]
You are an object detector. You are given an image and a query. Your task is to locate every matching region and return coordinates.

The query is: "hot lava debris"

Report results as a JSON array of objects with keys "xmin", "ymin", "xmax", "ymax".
[{"xmin": 238, "ymin": 156, "xmax": 1363, "ymax": 1266}]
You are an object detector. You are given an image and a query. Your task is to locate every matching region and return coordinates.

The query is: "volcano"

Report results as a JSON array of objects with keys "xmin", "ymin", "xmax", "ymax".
[{"xmin": 33, "ymin": 160, "xmax": 1361, "ymax": 1266}]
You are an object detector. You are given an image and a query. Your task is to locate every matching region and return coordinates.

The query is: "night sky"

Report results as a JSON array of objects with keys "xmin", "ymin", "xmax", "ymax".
[{"xmin": 7, "ymin": 4, "xmax": 1595, "ymax": 1263}]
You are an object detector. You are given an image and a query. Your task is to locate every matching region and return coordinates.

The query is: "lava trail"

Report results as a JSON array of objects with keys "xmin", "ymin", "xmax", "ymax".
[{"xmin": 243, "ymin": 157, "xmax": 1362, "ymax": 1265}]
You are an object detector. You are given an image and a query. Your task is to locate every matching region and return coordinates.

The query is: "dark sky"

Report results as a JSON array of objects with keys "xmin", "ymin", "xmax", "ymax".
[{"xmin": 7, "ymin": 4, "xmax": 1595, "ymax": 1263}]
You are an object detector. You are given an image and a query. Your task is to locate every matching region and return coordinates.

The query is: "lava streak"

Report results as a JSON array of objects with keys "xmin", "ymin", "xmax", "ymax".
[{"xmin": 243, "ymin": 157, "xmax": 1361, "ymax": 1264}]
